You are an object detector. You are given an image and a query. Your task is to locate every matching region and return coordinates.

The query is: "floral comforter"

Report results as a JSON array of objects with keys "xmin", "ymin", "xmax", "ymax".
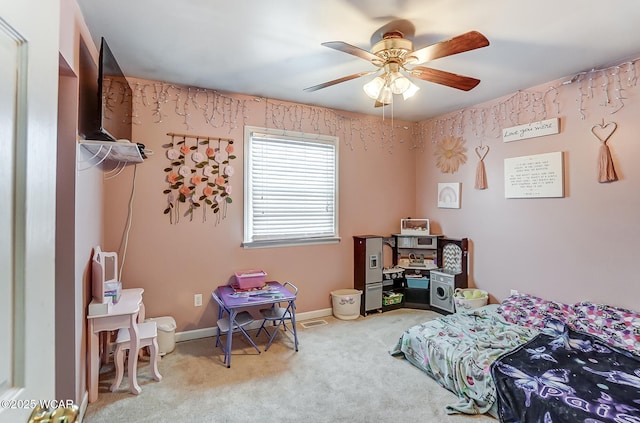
[
  {"xmin": 491, "ymin": 319, "xmax": 640, "ymax": 423},
  {"xmin": 390, "ymin": 308, "xmax": 537, "ymax": 416}
]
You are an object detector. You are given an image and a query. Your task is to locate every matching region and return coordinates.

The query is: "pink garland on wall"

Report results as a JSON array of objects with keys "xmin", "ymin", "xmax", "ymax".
[{"xmin": 163, "ymin": 132, "xmax": 236, "ymax": 224}]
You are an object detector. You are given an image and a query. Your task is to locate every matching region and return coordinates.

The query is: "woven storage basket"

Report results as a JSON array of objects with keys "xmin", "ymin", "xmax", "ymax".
[{"xmin": 383, "ymin": 292, "xmax": 403, "ymax": 306}]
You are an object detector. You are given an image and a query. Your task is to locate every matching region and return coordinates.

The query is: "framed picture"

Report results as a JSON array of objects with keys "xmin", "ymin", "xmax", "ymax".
[
  {"xmin": 504, "ymin": 152, "xmax": 564, "ymax": 198},
  {"xmin": 438, "ymin": 183, "xmax": 461, "ymax": 209}
]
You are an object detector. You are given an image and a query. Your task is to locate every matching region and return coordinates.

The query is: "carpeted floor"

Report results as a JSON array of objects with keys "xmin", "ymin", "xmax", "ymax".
[{"xmin": 84, "ymin": 309, "xmax": 496, "ymax": 423}]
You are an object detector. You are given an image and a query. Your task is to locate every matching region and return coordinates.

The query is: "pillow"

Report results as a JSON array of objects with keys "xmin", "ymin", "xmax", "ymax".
[
  {"xmin": 572, "ymin": 302, "xmax": 640, "ymax": 356},
  {"xmin": 497, "ymin": 292, "xmax": 574, "ymax": 330}
]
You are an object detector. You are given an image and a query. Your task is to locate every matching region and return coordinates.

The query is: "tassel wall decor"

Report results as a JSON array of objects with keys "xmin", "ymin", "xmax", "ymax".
[
  {"xmin": 474, "ymin": 145, "xmax": 489, "ymax": 189},
  {"xmin": 590, "ymin": 121, "xmax": 619, "ymax": 183}
]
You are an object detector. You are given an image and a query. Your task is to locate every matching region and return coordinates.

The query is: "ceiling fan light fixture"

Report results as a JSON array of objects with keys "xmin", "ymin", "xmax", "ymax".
[
  {"xmin": 388, "ymin": 72, "xmax": 411, "ymax": 94},
  {"xmin": 402, "ymin": 80, "xmax": 420, "ymax": 100},
  {"xmin": 377, "ymin": 85, "xmax": 393, "ymax": 104},
  {"xmin": 364, "ymin": 70, "xmax": 419, "ymax": 102},
  {"xmin": 363, "ymin": 76, "xmax": 386, "ymax": 99}
]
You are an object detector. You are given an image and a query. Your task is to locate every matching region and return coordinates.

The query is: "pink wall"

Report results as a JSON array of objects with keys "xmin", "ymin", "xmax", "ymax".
[
  {"xmin": 103, "ymin": 66, "xmax": 640, "ymax": 334},
  {"xmin": 416, "ymin": 72, "xmax": 640, "ymax": 310},
  {"xmin": 103, "ymin": 82, "xmax": 417, "ymax": 332}
]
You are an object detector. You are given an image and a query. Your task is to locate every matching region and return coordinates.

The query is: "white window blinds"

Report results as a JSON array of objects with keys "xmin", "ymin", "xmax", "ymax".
[{"xmin": 244, "ymin": 127, "xmax": 339, "ymax": 247}]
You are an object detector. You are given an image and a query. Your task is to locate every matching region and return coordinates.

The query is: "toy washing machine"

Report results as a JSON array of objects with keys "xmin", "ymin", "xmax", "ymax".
[{"xmin": 429, "ymin": 238, "xmax": 468, "ymax": 314}]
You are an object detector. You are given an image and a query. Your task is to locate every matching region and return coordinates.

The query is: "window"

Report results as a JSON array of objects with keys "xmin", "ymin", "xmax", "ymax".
[{"xmin": 243, "ymin": 126, "xmax": 339, "ymax": 248}]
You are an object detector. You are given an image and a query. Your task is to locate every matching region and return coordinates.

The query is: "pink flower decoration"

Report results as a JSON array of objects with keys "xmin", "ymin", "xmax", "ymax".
[
  {"xmin": 180, "ymin": 145, "xmax": 190, "ymax": 155},
  {"xmin": 167, "ymin": 172, "xmax": 179, "ymax": 184},
  {"xmin": 215, "ymin": 176, "xmax": 225, "ymax": 186},
  {"xmin": 179, "ymin": 165, "xmax": 191, "ymax": 177},
  {"xmin": 191, "ymin": 175, "xmax": 203, "ymax": 185},
  {"xmin": 206, "ymin": 147, "xmax": 215, "ymax": 157},
  {"xmin": 167, "ymin": 149, "xmax": 180, "ymax": 160},
  {"xmin": 203, "ymin": 186, "xmax": 214, "ymax": 197},
  {"xmin": 225, "ymin": 144, "xmax": 234, "ymax": 153},
  {"xmin": 226, "ymin": 185, "xmax": 233, "ymax": 195},
  {"xmin": 224, "ymin": 165, "xmax": 235, "ymax": 176},
  {"xmin": 179, "ymin": 186, "xmax": 191, "ymax": 196}
]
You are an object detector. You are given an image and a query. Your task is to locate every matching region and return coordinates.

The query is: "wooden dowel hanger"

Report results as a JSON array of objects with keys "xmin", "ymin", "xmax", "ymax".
[{"xmin": 166, "ymin": 132, "xmax": 234, "ymax": 143}]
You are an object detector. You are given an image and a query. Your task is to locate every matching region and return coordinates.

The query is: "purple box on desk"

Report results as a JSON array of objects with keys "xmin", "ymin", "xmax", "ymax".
[{"xmin": 234, "ymin": 270, "xmax": 267, "ymax": 289}]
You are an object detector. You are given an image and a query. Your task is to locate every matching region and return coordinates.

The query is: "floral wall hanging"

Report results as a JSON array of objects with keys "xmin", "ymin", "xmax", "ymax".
[
  {"xmin": 434, "ymin": 136, "xmax": 467, "ymax": 174},
  {"xmin": 163, "ymin": 132, "xmax": 236, "ymax": 224}
]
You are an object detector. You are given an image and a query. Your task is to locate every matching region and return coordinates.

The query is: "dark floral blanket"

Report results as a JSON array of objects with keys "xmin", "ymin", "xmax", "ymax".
[{"xmin": 491, "ymin": 319, "xmax": 640, "ymax": 423}]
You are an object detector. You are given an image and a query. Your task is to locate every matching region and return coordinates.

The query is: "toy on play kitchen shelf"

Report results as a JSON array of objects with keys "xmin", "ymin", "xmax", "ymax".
[{"xmin": 453, "ymin": 288, "xmax": 488, "ymax": 312}]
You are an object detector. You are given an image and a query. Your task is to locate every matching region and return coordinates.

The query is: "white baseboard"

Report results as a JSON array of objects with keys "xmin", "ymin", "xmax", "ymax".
[
  {"xmin": 296, "ymin": 307, "xmax": 333, "ymax": 321},
  {"xmin": 174, "ymin": 307, "xmax": 333, "ymax": 343},
  {"xmin": 78, "ymin": 390, "xmax": 88, "ymax": 422},
  {"xmin": 175, "ymin": 327, "xmax": 218, "ymax": 342}
]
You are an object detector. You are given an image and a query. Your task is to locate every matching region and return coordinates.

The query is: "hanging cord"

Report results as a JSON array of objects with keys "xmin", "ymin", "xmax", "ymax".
[{"xmin": 118, "ymin": 163, "xmax": 138, "ymax": 280}]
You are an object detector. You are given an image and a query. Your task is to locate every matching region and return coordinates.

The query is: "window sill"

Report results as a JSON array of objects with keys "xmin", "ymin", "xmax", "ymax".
[{"xmin": 242, "ymin": 237, "xmax": 341, "ymax": 249}]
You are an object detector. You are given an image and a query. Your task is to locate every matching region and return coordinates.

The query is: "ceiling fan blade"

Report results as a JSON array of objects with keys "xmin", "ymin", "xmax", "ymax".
[
  {"xmin": 304, "ymin": 71, "xmax": 376, "ymax": 92},
  {"xmin": 410, "ymin": 66, "xmax": 481, "ymax": 91},
  {"xmin": 374, "ymin": 101, "xmax": 389, "ymax": 108},
  {"xmin": 407, "ymin": 31, "xmax": 489, "ymax": 65},
  {"xmin": 321, "ymin": 41, "xmax": 382, "ymax": 64}
]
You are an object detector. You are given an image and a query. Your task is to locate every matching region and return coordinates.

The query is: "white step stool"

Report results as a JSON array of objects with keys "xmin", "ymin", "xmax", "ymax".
[{"xmin": 111, "ymin": 321, "xmax": 162, "ymax": 392}]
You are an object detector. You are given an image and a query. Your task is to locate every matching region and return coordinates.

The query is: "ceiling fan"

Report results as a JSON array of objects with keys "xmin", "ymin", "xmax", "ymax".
[{"xmin": 304, "ymin": 25, "xmax": 489, "ymax": 107}]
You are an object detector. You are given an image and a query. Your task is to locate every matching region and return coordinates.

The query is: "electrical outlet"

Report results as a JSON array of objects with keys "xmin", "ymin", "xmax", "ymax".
[
  {"xmin": 510, "ymin": 289, "xmax": 518, "ymax": 295},
  {"xmin": 194, "ymin": 293, "xmax": 202, "ymax": 307}
]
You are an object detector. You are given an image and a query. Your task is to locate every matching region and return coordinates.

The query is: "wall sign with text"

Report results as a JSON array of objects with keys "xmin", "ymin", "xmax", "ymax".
[
  {"xmin": 504, "ymin": 151, "xmax": 564, "ymax": 199},
  {"xmin": 503, "ymin": 118, "xmax": 560, "ymax": 142}
]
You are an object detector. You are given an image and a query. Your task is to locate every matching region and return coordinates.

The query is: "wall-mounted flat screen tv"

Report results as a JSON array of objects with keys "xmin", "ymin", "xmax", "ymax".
[{"xmin": 78, "ymin": 37, "xmax": 132, "ymax": 142}]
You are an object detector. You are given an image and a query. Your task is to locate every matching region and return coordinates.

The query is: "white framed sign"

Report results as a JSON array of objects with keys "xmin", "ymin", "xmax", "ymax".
[
  {"xmin": 504, "ymin": 152, "xmax": 564, "ymax": 198},
  {"xmin": 503, "ymin": 118, "xmax": 560, "ymax": 142},
  {"xmin": 438, "ymin": 182, "xmax": 461, "ymax": 208}
]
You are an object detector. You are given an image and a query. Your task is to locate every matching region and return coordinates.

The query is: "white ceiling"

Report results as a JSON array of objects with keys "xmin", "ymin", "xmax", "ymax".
[{"xmin": 76, "ymin": 0, "xmax": 640, "ymax": 122}]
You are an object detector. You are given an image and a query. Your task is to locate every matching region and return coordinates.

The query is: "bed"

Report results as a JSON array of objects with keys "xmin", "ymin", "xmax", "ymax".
[
  {"xmin": 491, "ymin": 319, "xmax": 640, "ymax": 422},
  {"xmin": 390, "ymin": 304, "xmax": 537, "ymax": 416},
  {"xmin": 390, "ymin": 293, "xmax": 640, "ymax": 420}
]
